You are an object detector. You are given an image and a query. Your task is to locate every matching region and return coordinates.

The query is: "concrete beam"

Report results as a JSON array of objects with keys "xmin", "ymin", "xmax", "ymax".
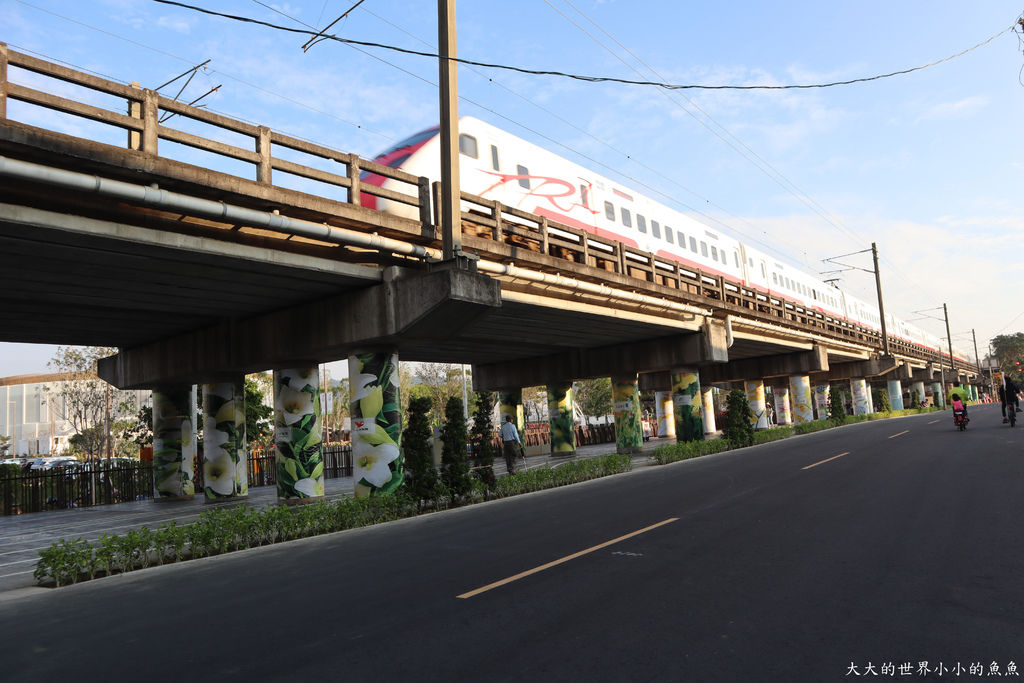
[
  {"xmin": 639, "ymin": 344, "xmax": 828, "ymax": 392},
  {"xmin": 472, "ymin": 319, "xmax": 729, "ymax": 391},
  {"xmin": 99, "ymin": 266, "xmax": 502, "ymax": 388},
  {"xmin": 809, "ymin": 356, "xmax": 902, "ymax": 383}
]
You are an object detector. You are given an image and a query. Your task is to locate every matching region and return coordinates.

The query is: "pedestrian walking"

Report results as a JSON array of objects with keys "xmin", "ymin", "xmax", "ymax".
[{"xmin": 500, "ymin": 415, "xmax": 522, "ymax": 474}]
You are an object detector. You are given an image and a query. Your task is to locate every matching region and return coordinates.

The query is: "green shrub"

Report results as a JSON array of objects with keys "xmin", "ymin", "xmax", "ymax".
[
  {"xmin": 829, "ymin": 388, "xmax": 846, "ymax": 425},
  {"xmin": 404, "ymin": 396, "xmax": 440, "ymax": 509},
  {"xmin": 440, "ymin": 397, "xmax": 472, "ymax": 500},
  {"xmin": 722, "ymin": 389, "xmax": 755, "ymax": 448}
]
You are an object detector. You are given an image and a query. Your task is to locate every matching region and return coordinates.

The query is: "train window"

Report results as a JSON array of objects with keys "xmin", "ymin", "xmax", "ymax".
[
  {"xmin": 580, "ymin": 185, "xmax": 589, "ymax": 208},
  {"xmin": 689, "ymin": 236, "xmax": 697, "ymax": 252},
  {"xmin": 749, "ymin": 257, "xmax": 754, "ymax": 268},
  {"xmin": 516, "ymin": 165, "xmax": 530, "ymax": 189},
  {"xmin": 677, "ymin": 232, "xmax": 684, "ymax": 246},
  {"xmin": 772, "ymin": 273, "xmax": 778, "ymax": 285},
  {"xmin": 760, "ymin": 262, "xmax": 767, "ymax": 279},
  {"xmin": 636, "ymin": 215, "xmax": 647, "ymax": 233},
  {"xmin": 665, "ymin": 226, "xmax": 674, "ymax": 244},
  {"xmin": 710, "ymin": 246, "xmax": 718, "ymax": 260},
  {"xmin": 621, "ymin": 208, "xmax": 632, "ymax": 228},
  {"xmin": 700, "ymin": 241, "xmax": 708, "ymax": 257},
  {"xmin": 651, "ymin": 220, "xmax": 662, "ymax": 239},
  {"xmin": 490, "ymin": 145, "xmax": 500, "ymax": 171},
  {"xmin": 459, "ymin": 134, "xmax": 478, "ymax": 159},
  {"xmin": 604, "ymin": 201, "xmax": 615, "ymax": 221},
  {"xmin": 785, "ymin": 277, "xmax": 791, "ymax": 289},
  {"xmin": 733, "ymin": 251, "xmax": 740, "ymax": 268}
]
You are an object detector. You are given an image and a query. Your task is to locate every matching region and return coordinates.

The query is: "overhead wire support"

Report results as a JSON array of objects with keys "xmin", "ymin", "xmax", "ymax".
[{"xmin": 301, "ymin": 0, "xmax": 368, "ymax": 52}]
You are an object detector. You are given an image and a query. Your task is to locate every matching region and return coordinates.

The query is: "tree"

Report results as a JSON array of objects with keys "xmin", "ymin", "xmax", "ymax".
[
  {"xmin": 117, "ymin": 404, "xmax": 152, "ymax": 449},
  {"xmin": 721, "ymin": 389, "xmax": 754, "ymax": 448},
  {"xmin": 416, "ymin": 363, "xmax": 474, "ymax": 428},
  {"xmin": 470, "ymin": 391, "xmax": 496, "ymax": 487},
  {"xmin": 47, "ymin": 346, "xmax": 136, "ymax": 459},
  {"xmin": 574, "ymin": 378, "xmax": 612, "ymax": 425},
  {"xmin": 244, "ymin": 377, "xmax": 273, "ymax": 449},
  {"xmin": 521, "ymin": 385, "xmax": 548, "ymax": 424},
  {"xmin": 440, "ymin": 396, "xmax": 472, "ymax": 499},
  {"xmin": 872, "ymin": 387, "xmax": 891, "ymax": 413},
  {"xmin": 829, "ymin": 387, "xmax": 846, "ymax": 424},
  {"xmin": 991, "ymin": 333, "xmax": 1024, "ymax": 374},
  {"xmin": 403, "ymin": 396, "xmax": 439, "ymax": 508}
]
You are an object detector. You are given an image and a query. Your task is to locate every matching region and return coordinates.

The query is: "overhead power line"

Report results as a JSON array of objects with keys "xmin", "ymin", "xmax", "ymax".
[{"xmin": 154, "ymin": 0, "xmax": 1019, "ymax": 91}]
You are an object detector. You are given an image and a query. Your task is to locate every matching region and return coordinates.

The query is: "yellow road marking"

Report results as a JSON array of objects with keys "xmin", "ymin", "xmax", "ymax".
[
  {"xmin": 927, "ymin": 420, "xmax": 940, "ymax": 424},
  {"xmin": 457, "ymin": 518, "xmax": 679, "ymax": 599},
  {"xmin": 802, "ymin": 452, "xmax": 849, "ymax": 470},
  {"xmin": 889, "ymin": 430, "xmax": 909, "ymax": 439}
]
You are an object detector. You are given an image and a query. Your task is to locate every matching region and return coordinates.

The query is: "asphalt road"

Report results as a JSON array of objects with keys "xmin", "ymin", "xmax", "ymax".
[{"xmin": 2, "ymin": 403, "xmax": 1021, "ymax": 682}]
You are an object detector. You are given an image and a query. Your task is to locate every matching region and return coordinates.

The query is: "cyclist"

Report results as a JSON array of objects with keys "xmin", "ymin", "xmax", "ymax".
[{"xmin": 1001, "ymin": 377, "xmax": 1021, "ymax": 423}]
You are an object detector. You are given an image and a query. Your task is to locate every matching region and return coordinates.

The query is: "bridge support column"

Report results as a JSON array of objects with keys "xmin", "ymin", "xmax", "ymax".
[
  {"xmin": 201, "ymin": 380, "xmax": 247, "ymax": 501},
  {"xmin": 772, "ymin": 384, "xmax": 792, "ymax": 425},
  {"xmin": 350, "ymin": 353, "xmax": 403, "ymax": 498},
  {"xmin": 887, "ymin": 380, "xmax": 905, "ymax": 411},
  {"xmin": 671, "ymin": 369, "xmax": 703, "ymax": 442},
  {"xmin": 152, "ymin": 386, "xmax": 196, "ymax": 500},
  {"xmin": 547, "ymin": 382, "xmax": 575, "ymax": 455},
  {"xmin": 850, "ymin": 378, "xmax": 870, "ymax": 416},
  {"xmin": 498, "ymin": 390, "xmax": 525, "ymax": 435},
  {"xmin": 612, "ymin": 375, "xmax": 643, "ymax": 454},
  {"xmin": 274, "ymin": 367, "xmax": 324, "ymax": 503},
  {"xmin": 744, "ymin": 379, "xmax": 769, "ymax": 430},
  {"xmin": 813, "ymin": 383, "xmax": 830, "ymax": 420},
  {"xmin": 701, "ymin": 386, "xmax": 716, "ymax": 435},
  {"xmin": 655, "ymin": 391, "xmax": 675, "ymax": 438},
  {"xmin": 789, "ymin": 375, "xmax": 813, "ymax": 424},
  {"xmin": 931, "ymin": 382, "xmax": 944, "ymax": 408},
  {"xmin": 911, "ymin": 380, "xmax": 927, "ymax": 407}
]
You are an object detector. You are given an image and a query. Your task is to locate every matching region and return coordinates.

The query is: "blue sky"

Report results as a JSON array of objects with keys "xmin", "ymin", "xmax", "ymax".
[{"xmin": 2, "ymin": 0, "xmax": 1023, "ymax": 376}]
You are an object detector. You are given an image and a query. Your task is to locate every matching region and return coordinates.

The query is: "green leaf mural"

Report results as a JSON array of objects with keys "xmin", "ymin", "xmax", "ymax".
[
  {"xmin": 274, "ymin": 368, "xmax": 324, "ymax": 500},
  {"xmin": 350, "ymin": 352, "xmax": 403, "ymax": 498},
  {"xmin": 547, "ymin": 383, "xmax": 575, "ymax": 454},
  {"xmin": 671, "ymin": 371, "xmax": 704, "ymax": 443},
  {"xmin": 612, "ymin": 378, "xmax": 643, "ymax": 454},
  {"xmin": 152, "ymin": 387, "xmax": 196, "ymax": 499}
]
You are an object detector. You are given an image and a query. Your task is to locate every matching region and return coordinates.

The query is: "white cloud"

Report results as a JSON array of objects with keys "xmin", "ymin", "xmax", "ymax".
[
  {"xmin": 156, "ymin": 16, "xmax": 192, "ymax": 34},
  {"xmin": 914, "ymin": 96, "xmax": 988, "ymax": 123}
]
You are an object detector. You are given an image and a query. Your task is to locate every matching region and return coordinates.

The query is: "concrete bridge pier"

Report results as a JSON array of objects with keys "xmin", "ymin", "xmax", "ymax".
[
  {"xmin": 700, "ymin": 386, "xmax": 716, "ymax": 435},
  {"xmin": 349, "ymin": 352, "xmax": 403, "ymax": 498},
  {"xmin": 931, "ymin": 382, "xmax": 945, "ymax": 408},
  {"xmin": 201, "ymin": 380, "xmax": 248, "ymax": 501},
  {"xmin": 744, "ymin": 379, "xmax": 769, "ymax": 430},
  {"xmin": 850, "ymin": 378, "xmax": 871, "ymax": 416},
  {"xmin": 789, "ymin": 375, "xmax": 813, "ymax": 424},
  {"xmin": 273, "ymin": 367, "xmax": 324, "ymax": 503},
  {"xmin": 498, "ymin": 390, "xmax": 525, "ymax": 436},
  {"xmin": 671, "ymin": 369, "xmax": 704, "ymax": 442},
  {"xmin": 772, "ymin": 382, "xmax": 792, "ymax": 425},
  {"xmin": 813, "ymin": 382, "xmax": 831, "ymax": 420},
  {"xmin": 611, "ymin": 375, "xmax": 643, "ymax": 454},
  {"xmin": 887, "ymin": 379, "xmax": 905, "ymax": 411},
  {"xmin": 547, "ymin": 382, "xmax": 575, "ymax": 455},
  {"xmin": 151, "ymin": 386, "xmax": 197, "ymax": 501},
  {"xmin": 655, "ymin": 391, "xmax": 675, "ymax": 438},
  {"xmin": 911, "ymin": 380, "xmax": 927, "ymax": 407}
]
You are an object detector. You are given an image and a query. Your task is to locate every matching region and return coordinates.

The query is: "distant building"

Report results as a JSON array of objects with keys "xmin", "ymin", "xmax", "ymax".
[{"xmin": 0, "ymin": 373, "xmax": 149, "ymax": 456}]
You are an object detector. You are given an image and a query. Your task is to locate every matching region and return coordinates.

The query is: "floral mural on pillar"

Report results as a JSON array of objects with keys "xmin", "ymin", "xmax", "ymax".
[
  {"xmin": 152, "ymin": 387, "xmax": 196, "ymax": 499},
  {"xmin": 498, "ymin": 390, "xmax": 524, "ymax": 433},
  {"xmin": 850, "ymin": 378, "xmax": 870, "ymax": 415},
  {"xmin": 547, "ymin": 383, "xmax": 575, "ymax": 454},
  {"xmin": 612, "ymin": 378, "xmax": 643, "ymax": 454},
  {"xmin": 671, "ymin": 371, "xmax": 703, "ymax": 443},
  {"xmin": 202, "ymin": 381, "xmax": 247, "ymax": 500},
  {"xmin": 350, "ymin": 353, "xmax": 403, "ymax": 499},
  {"xmin": 744, "ymin": 380, "xmax": 768, "ymax": 429},
  {"xmin": 789, "ymin": 375, "xmax": 813, "ymax": 424},
  {"xmin": 274, "ymin": 368, "xmax": 324, "ymax": 501},
  {"xmin": 813, "ymin": 384, "xmax": 830, "ymax": 420}
]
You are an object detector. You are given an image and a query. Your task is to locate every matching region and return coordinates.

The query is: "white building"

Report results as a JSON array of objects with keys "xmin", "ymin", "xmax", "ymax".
[{"xmin": 0, "ymin": 373, "xmax": 149, "ymax": 457}]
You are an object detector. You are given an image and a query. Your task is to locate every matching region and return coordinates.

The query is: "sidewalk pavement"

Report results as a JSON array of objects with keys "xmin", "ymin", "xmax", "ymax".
[{"xmin": 0, "ymin": 436, "xmax": 678, "ymax": 596}]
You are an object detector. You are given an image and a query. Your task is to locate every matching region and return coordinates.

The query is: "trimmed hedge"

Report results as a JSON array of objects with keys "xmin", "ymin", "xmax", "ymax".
[{"xmin": 34, "ymin": 452, "xmax": 633, "ymax": 587}]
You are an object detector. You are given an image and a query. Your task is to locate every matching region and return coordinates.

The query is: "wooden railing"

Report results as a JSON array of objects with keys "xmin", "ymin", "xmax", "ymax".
[{"xmin": 0, "ymin": 44, "xmax": 975, "ymax": 375}]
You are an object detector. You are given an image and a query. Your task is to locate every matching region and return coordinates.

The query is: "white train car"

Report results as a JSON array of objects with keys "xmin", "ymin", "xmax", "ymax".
[{"xmin": 361, "ymin": 117, "xmax": 970, "ymax": 363}]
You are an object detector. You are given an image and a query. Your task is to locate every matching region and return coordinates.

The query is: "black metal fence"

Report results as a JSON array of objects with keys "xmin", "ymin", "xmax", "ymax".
[
  {"xmin": 1, "ymin": 463, "xmax": 154, "ymax": 516},
  {"xmin": 1, "ymin": 445, "xmax": 355, "ymax": 516}
]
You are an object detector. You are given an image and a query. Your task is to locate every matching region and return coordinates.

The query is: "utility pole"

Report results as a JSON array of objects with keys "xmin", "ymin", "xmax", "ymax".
[
  {"xmin": 871, "ymin": 242, "xmax": 890, "ymax": 357},
  {"xmin": 943, "ymin": 303, "xmax": 955, "ymax": 389},
  {"xmin": 971, "ymin": 328, "xmax": 982, "ymax": 375},
  {"xmin": 437, "ymin": 0, "xmax": 462, "ymax": 260}
]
